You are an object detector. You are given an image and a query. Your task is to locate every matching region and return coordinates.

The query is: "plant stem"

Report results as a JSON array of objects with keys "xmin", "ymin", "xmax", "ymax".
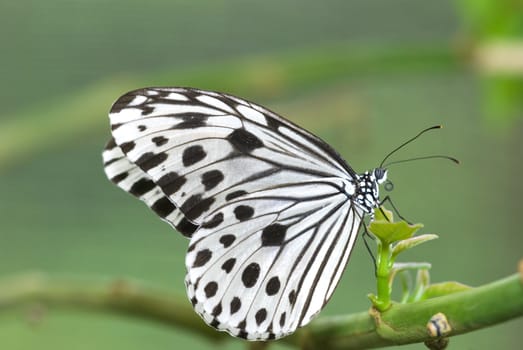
[
  {"xmin": 375, "ymin": 241, "xmax": 392, "ymax": 311},
  {"xmin": 285, "ymin": 272, "xmax": 523, "ymax": 349},
  {"xmin": 1, "ymin": 270, "xmax": 521, "ymax": 349}
]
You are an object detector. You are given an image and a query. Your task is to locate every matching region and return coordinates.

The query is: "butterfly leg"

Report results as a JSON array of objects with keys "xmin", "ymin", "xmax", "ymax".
[
  {"xmin": 361, "ymin": 221, "xmax": 377, "ymax": 272},
  {"xmin": 378, "ymin": 206, "xmax": 392, "ymax": 223},
  {"xmin": 379, "ymin": 195, "xmax": 413, "ymax": 224}
]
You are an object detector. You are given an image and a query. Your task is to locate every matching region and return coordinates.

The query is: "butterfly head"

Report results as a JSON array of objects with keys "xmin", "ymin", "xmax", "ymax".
[{"xmin": 373, "ymin": 167, "xmax": 388, "ymax": 185}]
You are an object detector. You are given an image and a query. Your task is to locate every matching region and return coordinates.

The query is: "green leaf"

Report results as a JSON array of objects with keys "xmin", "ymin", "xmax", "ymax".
[
  {"xmin": 398, "ymin": 271, "xmax": 412, "ymax": 303},
  {"xmin": 374, "ymin": 207, "xmax": 394, "ymax": 222},
  {"xmin": 420, "ymin": 281, "xmax": 472, "ymax": 300},
  {"xmin": 390, "ymin": 262, "xmax": 432, "ymax": 275},
  {"xmin": 408, "ymin": 269, "xmax": 432, "ymax": 303},
  {"xmin": 369, "ymin": 209, "xmax": 424, "ymax": 245},
  {"xmin": 389, "ymin": 263, "xmax": 432, "ymax": 296},
  {"xmin": 391, "ymin": 234, "xmax": 438, "ymax": 260}
]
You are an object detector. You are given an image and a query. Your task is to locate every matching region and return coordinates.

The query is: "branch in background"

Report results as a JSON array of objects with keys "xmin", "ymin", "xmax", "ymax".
[
  {"xmin": 0, "ymin": 42, "xmax": 456, "ymax": 169},
  {"xmin": 0, "ymin": 273, "xmax": 226, "ymax": 343},
  {"xmin": 1, "ymin": 268, "xmax": 522, "ymax": 350}
]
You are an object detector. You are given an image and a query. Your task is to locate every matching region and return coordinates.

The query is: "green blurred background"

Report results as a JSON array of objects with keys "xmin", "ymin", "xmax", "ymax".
[{"xmin": 1, "ymin": 0, "xmax": 522, "ymax": 349}]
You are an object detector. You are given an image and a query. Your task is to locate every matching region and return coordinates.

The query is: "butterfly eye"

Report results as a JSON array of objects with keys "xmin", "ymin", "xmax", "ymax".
[{"xmin": 384, "ymin": 180, "xmax": 394, "ymax": 192}]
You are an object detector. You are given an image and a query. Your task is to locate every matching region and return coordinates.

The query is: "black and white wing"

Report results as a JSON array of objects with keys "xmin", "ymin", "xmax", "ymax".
[
  {"xmin": 103, "ymin": 87, "xmax": 364, "ymax": 340},
  {"xmin": 103, "ymin": 136, "xmax": 197, "ymax": 236}
]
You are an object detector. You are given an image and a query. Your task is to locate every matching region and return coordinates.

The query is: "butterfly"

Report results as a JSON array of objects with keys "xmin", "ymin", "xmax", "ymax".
[{"xmin": 102, "ymin": 87, "xmax": 390, "ymax": 341}]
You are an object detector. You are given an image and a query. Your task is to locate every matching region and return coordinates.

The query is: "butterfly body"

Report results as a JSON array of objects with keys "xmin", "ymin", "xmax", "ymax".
[{"xmin": 103, "ymin": 87, "xmax": 386, "ymax": 340}]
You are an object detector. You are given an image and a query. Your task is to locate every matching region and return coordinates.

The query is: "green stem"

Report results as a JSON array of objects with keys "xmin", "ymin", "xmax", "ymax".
[
  {"xmin": 375, "ymin": 241, "xmax": 392, "ymax": 311},
  {"xmin": 1, "ymin": 271, "xmax": 521, "ymax": 349},
  {"xmin": 285, "ymin": 272, "xmax": 523, "ymax": 349}
]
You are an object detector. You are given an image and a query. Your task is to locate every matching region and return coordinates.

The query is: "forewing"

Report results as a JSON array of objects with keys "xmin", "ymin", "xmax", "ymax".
[
  {"xmin": 103, "ymin": 137, "xmax": 197, "ymax": 236},
  {"xmin": 185, "ymin": 180, "xmax": 363, "ymax": 340},
  {"xmin": 107, "ymin": 87, "xmax": 356, "ymax": 231}
]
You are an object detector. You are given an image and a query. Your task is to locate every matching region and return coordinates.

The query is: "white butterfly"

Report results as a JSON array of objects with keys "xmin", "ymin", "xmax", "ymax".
[{"xmin": 102, "ymin": 87, "xmax": 388, "ymax": 340}]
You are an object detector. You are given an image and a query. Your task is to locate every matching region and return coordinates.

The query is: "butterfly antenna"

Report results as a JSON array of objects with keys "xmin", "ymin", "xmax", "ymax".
[
  {"xmin": 379, "ymin": 125, "xmax": 442, "ymax": 168},
  {"xmin": 383, "ymin": 155, "xmax": 460, "ymax": 168}
]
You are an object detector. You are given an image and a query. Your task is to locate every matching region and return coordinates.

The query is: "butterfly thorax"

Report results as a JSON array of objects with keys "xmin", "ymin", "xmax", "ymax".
[{"xmin": 353, "ymin": 168, "xmax": 388, "ymax": 215}]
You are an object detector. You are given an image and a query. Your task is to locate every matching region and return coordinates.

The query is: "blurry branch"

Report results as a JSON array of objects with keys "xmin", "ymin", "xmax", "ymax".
[
  {"xmin": 1, "ymin": 269, "xmax": 522, "ymax": 350},
  {"xmin": 0, "ymin": 42, "xmax": 457, "ymax": 169},
  {"xmin": 471, "ymin": 39, "xmax": 523, "ymax": 126},
  {"xmin": 0, "ymin": 273, "xmax": 226, "ymax": 342},
  {"xmin": 456, "ymin": 0, "xmax": 523, "ymax": 122},
  {"xmin": 469, "ymin": 40, "xmax": 523, "ymax": 123}
]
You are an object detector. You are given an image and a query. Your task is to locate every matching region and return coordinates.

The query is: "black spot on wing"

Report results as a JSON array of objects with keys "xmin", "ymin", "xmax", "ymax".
[
  {"xmin": 193, "ymin": 249, "xmax": 212, "ymax": 267},
  {"xmin": 150, "ymin": 197, "xmax": 176, "ymax": 218},
  {"xmin": 219, "ymin": 234, "xmax": 236, "ymax": 248},
  {"xmin": 242, "ymin": 262, "xmax": 260, "ymax": 288},
  {"xmin": 182, "ymin": 145, "xmax": 206, "ymax": 167},
  {"xmin": 138, "ymin": 125, "xmax": 146, "ymax": 132},
  {"xmin": 181, "ymin": 195, "xmax": 215, "ymax": 221},
  {"xmin": 221, "ymin": 258, "xmax": 236, "ymax": 273},
  {"xmin": 254, "ymin": 308, "xmax": 267, "ymax": 326},
  {"xmin": 110, "ymin": 172, "xmax": 128, "ymax": 184},
  {"xmin": 237, "ymin": 321, "xmax": 247, "ymax": 337},
  {"xmin": 261, "ymin": 223, "xmax": 287, "ymax": 246},
  {"xmin": 120, "ymin": 141, "xmax": 136, "ymax": 153},
  {"xmin": 180, "ymin": 194, "xmax": 201, "ymax": 215},
  {"xmin": 136, "ymin": 152, "xmax": 168, "ymax": 171},
  {"xmin": 289, "ymin": 290, "xmax": 296, "ymax": 306},
  {"xmin": 226, "ymin": 190, "xmax": 247, "ymax": 201},
  {"xmin": 227, "ymin": 129, "xmax": 263, "ymax": 153},
  {"xmin": 234, "ymin": 205, "xmax": 254, "ymax": 221},
  {"xmin": 141, "ymin": 106, "xmax": 154, "ymax": 115},
  {"xmin": 210, "ymin": 318, "xmax": 220, "ymax": 328},
  {"xmin": 201, "ymin": 170, "xmax": 224, "ymax": 190},
  {"xmin": 111, "ymin": 123, "xmax": 122, "ymax": 131},
  {"xmin": 279, "ymin": 312, "xmax": 286, "ymax": 327},
  {"xmin": 176, "ymin": 114, "xmax": 208, "ymax": 129},
  {"xmin": 237, "ymin": 319, "xmax": 247, "ymax": 329},
  {"xmin": 157, "ymin": 172, "xmax": 186, "ymax": 195},
  {"xmin": 211, "ymin": 303, "xmax": 222, "ymax": 317},
  {"xmin": 255, "ymin": 308, "xmax": 267, "ymax": 325},
  {"xmin": 129, "ymin": 178, "xmax": 156, "ymax": 197},
  {"xmin": 237, "ymin": 330, "xmax": 248, "ymax": 339},
  {"xmin": 230, "ymin": 297, "xmax": 241, "ymax": 314},
  {"xmin": 152, "ymin": 136, "xmax": 168, "ymax": 146},
  {"xmin": 204, "ymin": 281, "xmax": 218, "ymax": 298},
  {"xmin": 265, "ymin": 276, "xmax": 281, "ymax": 296},
  {"xmin": 201, "ymin": 212, "xmax": 223, "ymax": 229},
  {"xmin": 176, "ymin": 217, "xmax": 198, "ymax": 238}
]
